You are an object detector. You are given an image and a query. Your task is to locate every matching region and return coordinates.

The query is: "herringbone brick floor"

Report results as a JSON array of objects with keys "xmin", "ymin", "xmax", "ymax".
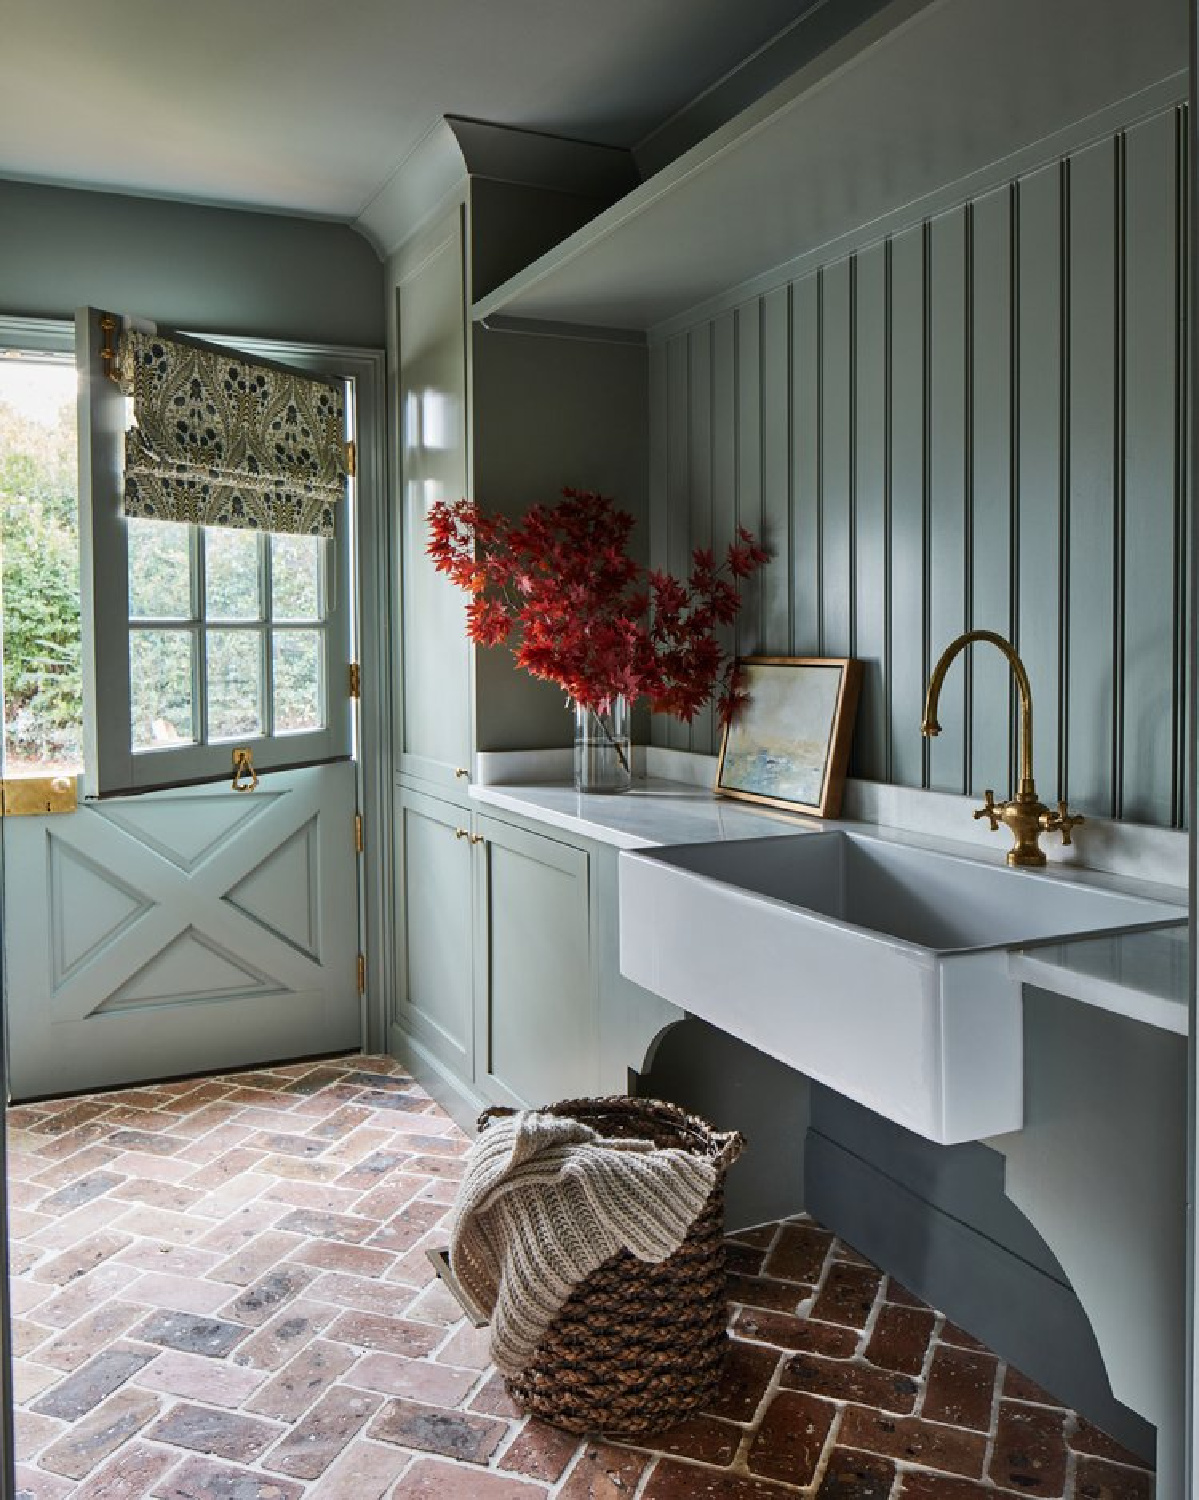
[{"xmin": 6, "ymin": 1055, "xmax": 1153, "ymax": 1497}]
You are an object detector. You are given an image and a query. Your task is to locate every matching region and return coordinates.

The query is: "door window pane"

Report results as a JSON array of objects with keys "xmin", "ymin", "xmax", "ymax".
[
  {"xmin": 129, "ymin": 519, "xmax": 193, "ymax": 620},
  {"xmin": 205, "ymin": 527, "xmax": 261, "ymax": 621},
  {"xmin": 206, "ymin": 629, "xmax": 263, "ymax": 740},
  {"xmin": 271, "ymin": 534, "xmax": 322, "ymax": 621},
  {"xmin": 130, "ymin": 630, "xmax": 195, "ymax": 749},
  {"xmin": 273, "ymin": 629, "xmax": 323, "ymax": 733},
  {"xmin": 0, "ymin": 356, "xmax": 83, "ymax": 775}
]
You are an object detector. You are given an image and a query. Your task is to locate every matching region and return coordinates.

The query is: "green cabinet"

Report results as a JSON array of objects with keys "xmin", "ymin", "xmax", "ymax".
[
  {"xmin": 394, "ymin": 787, "xmax": 475, "ymax": 1081},
  {"xmin": 393, "ymin": 788, "xmax": 597, "ymax": 1113},
  {"xmin": 472, "ymin": 813, "xmax": 595, "ymax": 1109},
  {"xmin": 394, "ymin": 210, "xmax": 473, "ymax": 794}
]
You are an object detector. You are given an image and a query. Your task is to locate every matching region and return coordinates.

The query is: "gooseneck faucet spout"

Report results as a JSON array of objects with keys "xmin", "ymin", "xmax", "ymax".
[{"xmin": 921, "ymin": 630, "xmax": 1082, "ymax": 868}]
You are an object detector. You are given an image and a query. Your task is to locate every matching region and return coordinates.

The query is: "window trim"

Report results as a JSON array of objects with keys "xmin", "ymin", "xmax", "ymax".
[{"xmin": 77, "ymin": 310, "xmax": 363, "ymax": 797}]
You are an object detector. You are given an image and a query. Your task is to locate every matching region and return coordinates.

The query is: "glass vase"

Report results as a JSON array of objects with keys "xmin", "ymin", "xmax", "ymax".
[{"xmin": 573, "ymin": 697, "xmax": 632, "ymax": 794}]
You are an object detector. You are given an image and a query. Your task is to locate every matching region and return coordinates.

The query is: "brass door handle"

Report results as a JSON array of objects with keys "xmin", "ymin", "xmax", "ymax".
[{"xmin": 232, "ymin": 747, "xmax": 259, "ymax": 793}]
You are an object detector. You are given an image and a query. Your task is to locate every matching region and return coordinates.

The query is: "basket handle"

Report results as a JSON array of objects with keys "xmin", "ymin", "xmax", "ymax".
[{"xmin": 713, "ymin": 1129, "xmax": 746, "ymax": 1171}]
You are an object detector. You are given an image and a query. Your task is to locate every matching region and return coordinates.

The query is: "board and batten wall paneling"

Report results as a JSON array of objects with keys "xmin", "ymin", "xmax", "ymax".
[{"xmin": 649, "ymin": 105, "xmax": 1190, "ymax": 829}]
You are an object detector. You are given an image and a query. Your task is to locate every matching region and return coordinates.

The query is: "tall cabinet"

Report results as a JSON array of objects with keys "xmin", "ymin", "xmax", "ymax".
[{"xmin": 389, "ymin": 150, "xmax": 649, "ymax": 1118}]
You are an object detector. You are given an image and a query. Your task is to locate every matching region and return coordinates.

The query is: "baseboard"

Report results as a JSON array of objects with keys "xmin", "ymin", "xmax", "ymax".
[{"xmin": 806, "ymin": 1131, "xmax": 1154, "ymax": 1463}]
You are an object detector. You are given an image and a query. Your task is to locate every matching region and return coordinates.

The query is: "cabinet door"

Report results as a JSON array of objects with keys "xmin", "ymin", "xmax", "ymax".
[
  {"xmin": 474, "ymin": 814, "xmax": 595, "ymax": 1109},
  {"xmin": 396, "ymin": 208, "xmax": 473, "ymax": 793},
  {"xmin": 395, "ymin": 786, "xmax": 474, "ymax": 1078}
]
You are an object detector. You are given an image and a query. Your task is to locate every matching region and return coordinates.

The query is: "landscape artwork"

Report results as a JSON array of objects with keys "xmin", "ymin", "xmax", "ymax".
[{"xmin": 716, "ymin": 657, "xmax": 861, "ymax": 817}]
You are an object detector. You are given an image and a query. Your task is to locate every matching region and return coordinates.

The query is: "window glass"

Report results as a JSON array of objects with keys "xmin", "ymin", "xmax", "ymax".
[
  {"xmin": 271, "ymin": 534, "xmax": 322, "ymax": 621},
  {"xmin": 130, "ymin": 630, "xmax": 195, "ymax": 749},
  {"xmin": 129, "ymin": 519, "xmax": 193, "ymax": 620},
  {"xmin": 206, "ymin": 629, "xmax": 263, "ymax": 740},
  {"xmin": 273, "ymin": 629, "xmax": 323, "ymax": 733},
  {"xmin": 0, "ymin": 355, "xmax": 83, "ymax": 776},
  {"xmin": 205, "ymin": 527, "xmax": 261, "ymax": 621}
]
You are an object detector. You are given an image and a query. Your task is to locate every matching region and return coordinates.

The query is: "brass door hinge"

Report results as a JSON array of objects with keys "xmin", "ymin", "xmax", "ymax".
[
  {"xmin": 349, "ymin": 662, "xmax": 361, "ymax": 699},
  {"xmin": 345, "ymin": 439, "xmax": 357, "ymax": 478},
  {"xmin": 357, "ymin": 954, "xmax": 366, "ymax": 994},
  {"xmin": 354, "ymin": 813, "xmax": 364, "ymax": 854}
]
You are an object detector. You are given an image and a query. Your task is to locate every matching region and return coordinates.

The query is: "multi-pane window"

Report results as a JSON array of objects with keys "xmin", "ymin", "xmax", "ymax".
[{"xmin": 128, "ymin": 521, "xmax": 329, "ymax": 755}]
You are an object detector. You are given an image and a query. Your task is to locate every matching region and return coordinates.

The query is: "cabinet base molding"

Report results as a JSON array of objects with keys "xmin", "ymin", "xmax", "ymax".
[{"xmin": 389, "ymin": 1022, "xmax": 486, "ymax": 1136}]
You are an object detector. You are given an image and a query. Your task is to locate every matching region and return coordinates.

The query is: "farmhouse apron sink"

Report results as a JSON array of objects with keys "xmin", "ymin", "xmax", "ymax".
[{"xmin": 618, "ymin": 831, "xmax": 1184, "ymax": 1143}]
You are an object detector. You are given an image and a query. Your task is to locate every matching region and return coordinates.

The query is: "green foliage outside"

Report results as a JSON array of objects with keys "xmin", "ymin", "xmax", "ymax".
[
  {"xmin": 0, "ymin": 399, "xmax": 83, "ymax": 769},
  {"xmin": 0, "ymin": 396, "xmax": 326, "ymax": 769}
]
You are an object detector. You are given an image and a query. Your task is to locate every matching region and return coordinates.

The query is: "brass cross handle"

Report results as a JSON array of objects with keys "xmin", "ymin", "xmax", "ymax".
[
  {"xmin": 1041, "ymin": 801, "xmax": 1085, "ymax": 847},
  {"xmin": 231, "ymin": 746, "xmax": 259, "ymax": 793},
  {"xmin": 973, "ymin": 789, "xmax": 1002, "ymax": 831}
]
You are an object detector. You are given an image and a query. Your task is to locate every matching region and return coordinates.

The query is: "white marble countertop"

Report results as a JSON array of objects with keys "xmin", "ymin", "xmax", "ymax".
[
  {"xmin": 1011, "ymin": 925, "xmax": 1188, "ymax": 1035},
  {"xmin": 469, "ymin": 776, "xmax": 825, "ymax": 849},
  {"xmin": 470, "ymin": 776, "xmax": 1191, "ymax": 1034}
]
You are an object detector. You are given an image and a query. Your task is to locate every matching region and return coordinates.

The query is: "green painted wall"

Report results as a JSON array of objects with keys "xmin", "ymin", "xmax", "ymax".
[
  {"xmin": 649, "ymin": 104, "xmax": 1189, "ymax": 828},
  {"xmin": 0, "ymin": 179, "xmax": 383, "ymax": 347}
]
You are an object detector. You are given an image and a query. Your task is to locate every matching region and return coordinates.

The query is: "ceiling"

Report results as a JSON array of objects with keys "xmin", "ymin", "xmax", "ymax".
[{"xmin": 0, "ymin": 1, "xmax": 815, "ymax": 223}]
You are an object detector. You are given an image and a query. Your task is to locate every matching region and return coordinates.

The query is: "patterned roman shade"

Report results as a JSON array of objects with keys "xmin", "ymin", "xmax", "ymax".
[{"xmin": 117, "ymin": 328, "xmax": 347, "ymax": 536}]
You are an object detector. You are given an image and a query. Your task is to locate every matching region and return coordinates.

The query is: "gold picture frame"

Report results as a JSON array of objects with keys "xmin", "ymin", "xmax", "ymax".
[{"xmin": 715, "ymin": 656, "xmax": 863, "ymax": 818}]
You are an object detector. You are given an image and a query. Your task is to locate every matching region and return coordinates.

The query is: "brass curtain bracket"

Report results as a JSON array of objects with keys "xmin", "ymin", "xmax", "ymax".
[
  {"xmin": 0, "ymin": 775, "xmax": 78, "ymax": 817},
  {"xmin": 99, "ymin": 312, "xmax": 121, "ymax": 384},
  {"xmin": 231, "ymin": 746, "xmax": 259, "ymax": 793},
  {"xmin": 349, "ymin": 663, "xmax": 362, "ymax": 699}
]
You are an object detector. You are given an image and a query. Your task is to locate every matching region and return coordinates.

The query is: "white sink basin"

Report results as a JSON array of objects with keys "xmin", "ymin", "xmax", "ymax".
[{"xmin": 618, "ymin": 831, "xmax": 1184, "ymax": 1143}]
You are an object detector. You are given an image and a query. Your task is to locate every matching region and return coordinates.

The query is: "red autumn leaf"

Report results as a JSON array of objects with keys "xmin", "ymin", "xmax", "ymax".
[{"xmin": 426, "ymin": 487, "xmax": 767, "ymax": 719}]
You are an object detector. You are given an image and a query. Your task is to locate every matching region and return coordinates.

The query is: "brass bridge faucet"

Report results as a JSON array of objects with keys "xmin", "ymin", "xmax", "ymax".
[{"xmin": 921, "ymin": 630, "xmax": 1083, "ymax": 868}]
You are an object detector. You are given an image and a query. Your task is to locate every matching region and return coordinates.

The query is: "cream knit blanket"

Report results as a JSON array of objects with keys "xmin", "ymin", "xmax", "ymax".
[{"xmin": 448, "ymin": 1110, "xmax": 718, "ymax": 1377}]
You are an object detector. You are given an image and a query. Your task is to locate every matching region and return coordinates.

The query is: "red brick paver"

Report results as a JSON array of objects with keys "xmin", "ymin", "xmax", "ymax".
[{"xmin": 7, "ymin": 1054, "xmax": 1155, "ymax": 1497}]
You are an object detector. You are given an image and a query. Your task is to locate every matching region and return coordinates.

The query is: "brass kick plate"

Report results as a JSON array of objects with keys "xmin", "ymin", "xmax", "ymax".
[{"xmin": 1, "ymin": 775, "xmax": 78, "ymax": 817}]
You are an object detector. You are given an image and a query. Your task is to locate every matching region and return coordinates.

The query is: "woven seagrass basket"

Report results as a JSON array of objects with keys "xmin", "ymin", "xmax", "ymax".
[{"xmin": 477, "ymin": 1095, "xmax": 744, "ymax": 1438}]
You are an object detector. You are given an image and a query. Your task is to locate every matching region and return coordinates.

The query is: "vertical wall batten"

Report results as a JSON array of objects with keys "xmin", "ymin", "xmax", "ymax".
[
  {"xmin": 646, "ymin": 104, "xmax": 1189, "ymax": 828},
  {"xmin": 1112, "ymin": 131, "xmax": 1128, "ymax": 821},
  {"xmin": 648, "ymin": 342, "xmax": 668, "ymax": 750},
  {"xmin": 793, "ymin": 276, "xmax": 821, "ymax": 656},
  {"xmin": 1008, "ymin": 182, "xmax": 1021, "ymax": 795},
  {"xmin": 1016, "ymin": 162, "xmax": 1065, "ymax": 803},
  {"xmin": 736, "ymin": 305, "xmax": 763, "ymax": 663},
  {"xmin": 666, "ymin": 333, "xmax": 691, "ymax": 751},
  {"xmin": 712, "ymin": 310, "xmax": 738, "ymax": 761},
  {"xmin": 821, "ymin": 259, "xmax": 853, "ymax": 659},
  {"xmin": 889, "ymin": 226, "xmax": 928, "ymax": 789},
  {"xmin": 962, "ymin": 202, "xmax": 975, "ymax": 789},
  {"xmin": 1123, "ymin": 111, "xmax": 1180, "ymax": 826},
  {"xmin": 927, "ymin": 212, "xmax": 968, "ymax": 793},
  {"xmin": 689, "ymin": 322, "xmax": 714, "ymax": 754},
  {"xmin": 1173, "ymin": 106, "xmax": 1190, "ymax": 827},
  {"xmin": 762, "ymin": 286, "xmax": 792, "ymax": 654},
  {"xmin": 969, "ymin": 188, "xmax": 1015, "ymax": 801},
  {"xmin": 853, "ymin": 243, "xmax": 888, "ymax": 781},
  {"xmin": 883, "ymin": 239, "xmax": 895, "ymax": 783},
  {"xmin": 1067, "ymin": 141, "xmax": 1118, "ymax": 819}
]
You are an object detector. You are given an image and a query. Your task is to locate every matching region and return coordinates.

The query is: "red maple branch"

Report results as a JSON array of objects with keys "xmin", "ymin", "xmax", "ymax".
[{"xmin": 427, "ymin": 487, "xmax": 768, "ymax": 725}]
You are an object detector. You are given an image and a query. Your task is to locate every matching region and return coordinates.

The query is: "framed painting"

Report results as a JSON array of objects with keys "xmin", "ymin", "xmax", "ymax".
[{"xmin": 715, "ymin": 656, "xmax": 863, "ymax": 817}]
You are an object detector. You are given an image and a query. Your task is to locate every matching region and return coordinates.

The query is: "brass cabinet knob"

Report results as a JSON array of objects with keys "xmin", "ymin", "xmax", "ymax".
[
  {"xmin": 454, "ymin": 827, "xmax": 469, "ymax": 840},
  {"xmin": 470, "ymin": 833, "xmax": 485, "ymax": 845},
  {"xmin": 454, "ymin": 767, "xmax": 469, "ymax": 779}
]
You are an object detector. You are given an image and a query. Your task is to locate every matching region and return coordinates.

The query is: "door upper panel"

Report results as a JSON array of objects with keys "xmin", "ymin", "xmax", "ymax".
[{"xmin": 76, "ymin": 308, "xmax": 354, "ymax": 797}]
